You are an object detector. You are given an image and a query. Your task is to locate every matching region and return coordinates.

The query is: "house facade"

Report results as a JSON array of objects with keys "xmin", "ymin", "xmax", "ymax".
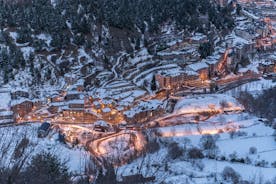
[
  {"xmin": 11, "ymin": 100, "xmax": 33, "ymax": 120},
  {"xmin": 124, "ymin": 100, "xmax": 165, "ymax": 124},
  {"xmin": 155, "ymin": 73, "xmax": 199, "ymax": 90}
]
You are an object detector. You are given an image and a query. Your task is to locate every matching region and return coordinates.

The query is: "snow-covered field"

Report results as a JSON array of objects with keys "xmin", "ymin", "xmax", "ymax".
[
  {"xmin": 118, "ymin": 113, "xmax": 276, "ymax": 183},
  {"xmin": 174, "ymin": 94, "xmax": 244, "ymax": 114},
  {"xmin": 225, "ymin": 78, "xmax": 276, "ymax": 96},
  {"xmin": 117, "ymin": 91, "xmax": 276, "ymax": 183}
]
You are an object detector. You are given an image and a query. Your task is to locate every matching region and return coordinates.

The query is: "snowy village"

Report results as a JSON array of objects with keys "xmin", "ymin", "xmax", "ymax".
[{"xmin": 0, "ymin": 0, "xmax": 276, "ymax": 183}]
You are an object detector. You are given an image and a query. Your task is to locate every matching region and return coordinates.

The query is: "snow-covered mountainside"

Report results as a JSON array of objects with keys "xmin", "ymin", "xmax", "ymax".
[
  {"xmin": 0, "ymin": 0, "xmax": 234, "ymax": 90},
  {"xmin": 0, "ymin": 0, "xmax": 276, "ymax": 184}
]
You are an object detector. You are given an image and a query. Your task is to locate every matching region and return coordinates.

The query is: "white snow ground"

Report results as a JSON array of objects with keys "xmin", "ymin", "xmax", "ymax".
[
  {"xmin": 118, "ymin": 113, "xmax": 276, "ymax": 183},
  {"xmin": 0, "ymin": 124, "xmax": 91, "ymax": 175}
]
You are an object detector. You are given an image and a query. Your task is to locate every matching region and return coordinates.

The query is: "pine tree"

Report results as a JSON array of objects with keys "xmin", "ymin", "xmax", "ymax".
[
  {"xmin": 151, "ymin": 74, "xmax": 157, "ymax": 91},
  {"xmin": 23, "ymin": 152, "xmax": 71, "ymax": 184},
  {"xmin": 199, "ymin": 42, "xmax": 214, "ymax": 59},
  {"xmin": 45, "ymin": 69, "xmax": 52, "ymax": 80},
  {"xmin": 95, "ymin": 168, "xmax": 104, "ymax": 184},
  {"xmin": 3, "ymin": 67, "xmax": 9, "ymax": 84},
  {"xmin": 17, "ymin": 27, "xmax": 32, "ymax": 44},
  {"xmin": 236, "ymin": 4, "xmax": 242, "ymax": 16},
  {"xmin": 135, "ymin": 37, "xmax": 140, "ymax": 50}
]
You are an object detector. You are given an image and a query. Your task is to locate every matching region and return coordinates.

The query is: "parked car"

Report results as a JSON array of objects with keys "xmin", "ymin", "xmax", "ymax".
[
  {"xmin": 126, "ymin": 124, "xmax": 139, "ymax": 130},
  {"xmin": 37, "ymin": 122, "xmax": 51, "ymax": 138}
]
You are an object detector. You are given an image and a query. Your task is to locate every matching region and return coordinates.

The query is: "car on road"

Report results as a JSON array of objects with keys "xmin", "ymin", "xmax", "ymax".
[
  {"xmin": 126, "ymin": 124, "xmax": 141, "ymax": 130},
  {"xmin": 37, "ymin": 122, "xmax": 51, "ymax": 138}
]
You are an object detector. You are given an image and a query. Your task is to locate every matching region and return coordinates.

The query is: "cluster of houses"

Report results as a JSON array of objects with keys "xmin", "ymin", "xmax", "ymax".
[
  {"xmin": 155, "ymin": 48, "xmax": 236, "ymax": 92},
  {"xmin": 236, "ymin": 0, "xmax": 276, "ymax": 50},
  {"xmin": 58, "ymin": 91, "xmax": 97, "ymax": 123},
  {"xmin": 47, "ymin": 88, "xmax": 165, "ymax": 125},
  {"xmin": 45, "ymin": 78, "xmax": 98, "ymax": 123},
  {"xmin": 154, "ymin": 3, "xmax": 276, "ymax": 93},
  {"xmin": 45, "ymin": 80, "xmax": 131, "ymax": 124},
  {"xmin": 10, "ymin": 89, "xmax": 34, "ymax": 121},
  {"xmin": 0, "ymin": 87, "xmax": 36, "ymax": 124},
  {"xmin": 0, "ymin": 74, "xmax": 163, "ymax": 125},
  {"xmin": 124, "ymin": 100, "xmax": 164, "ymax": 124}
]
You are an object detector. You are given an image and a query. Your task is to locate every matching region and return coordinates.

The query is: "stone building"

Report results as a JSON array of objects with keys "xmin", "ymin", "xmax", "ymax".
[
  {"xmin": 62, "ymin": 108, "xmax": 97, "ymax": 123},
  {"xmin": 61, "ymin": 98, "xmax": 97, "ymax": 123},
  {"xmin": 187, "ymin": 62, "xmax": 209, "ymax": 80},
  {"xmin": 64, "ymin": 91, "xmax": 84, "ymax": 101},
  {"xmin": 11, "ymin": 100, "xmax": 33, "ymax": 120},
  {"xmin": 155, "ymin": 72, "xmax": 199, "ymax": 90},
  {"xmin": 124, "ymin": 100, "xmax": 165, "ymax": 124}
]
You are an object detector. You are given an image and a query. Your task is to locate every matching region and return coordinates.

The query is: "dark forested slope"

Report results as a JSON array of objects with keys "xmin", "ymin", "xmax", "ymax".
[{"xmin": 0, "ymin": 0, "xmax": 235, "ymax": 84}]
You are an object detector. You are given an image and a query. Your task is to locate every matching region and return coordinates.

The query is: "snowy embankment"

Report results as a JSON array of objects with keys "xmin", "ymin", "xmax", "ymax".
[
  {"xmin": 119, "ymin": 115, "xmax": 276, "ymax": 183},
  {"xmin": 0, "ymin": 124, "xmax": 90, "ymax": 174},
  {"xmin": 225, "ymin": 78, "xmax": 276, "ymax": 96},
  {"xmin": 174, "ymin": 94, "xmax": 244, "ymax": 114},
  {"xmin": 156, "ymin": 112, "xmax": 257, "ymax": 138},
  {"xmin": 117, "ymin": 92, "xmax": 276, "ymax": 183},
  {"xmin": 152, "ymin": 94, "xmax": 246, "ymax": 137},
  {"xmin": 0, "ymin": 87, "xmax": 11, "ymax": 110},
  {"xmin": 129, "ymin": 48, "xmax": 152, "ymax": 65}
]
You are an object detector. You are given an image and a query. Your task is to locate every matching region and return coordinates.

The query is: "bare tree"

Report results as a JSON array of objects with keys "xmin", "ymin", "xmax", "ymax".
[{"xmin": 221, "ymin": 166, "xmax": 241, "ymax": 184}]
